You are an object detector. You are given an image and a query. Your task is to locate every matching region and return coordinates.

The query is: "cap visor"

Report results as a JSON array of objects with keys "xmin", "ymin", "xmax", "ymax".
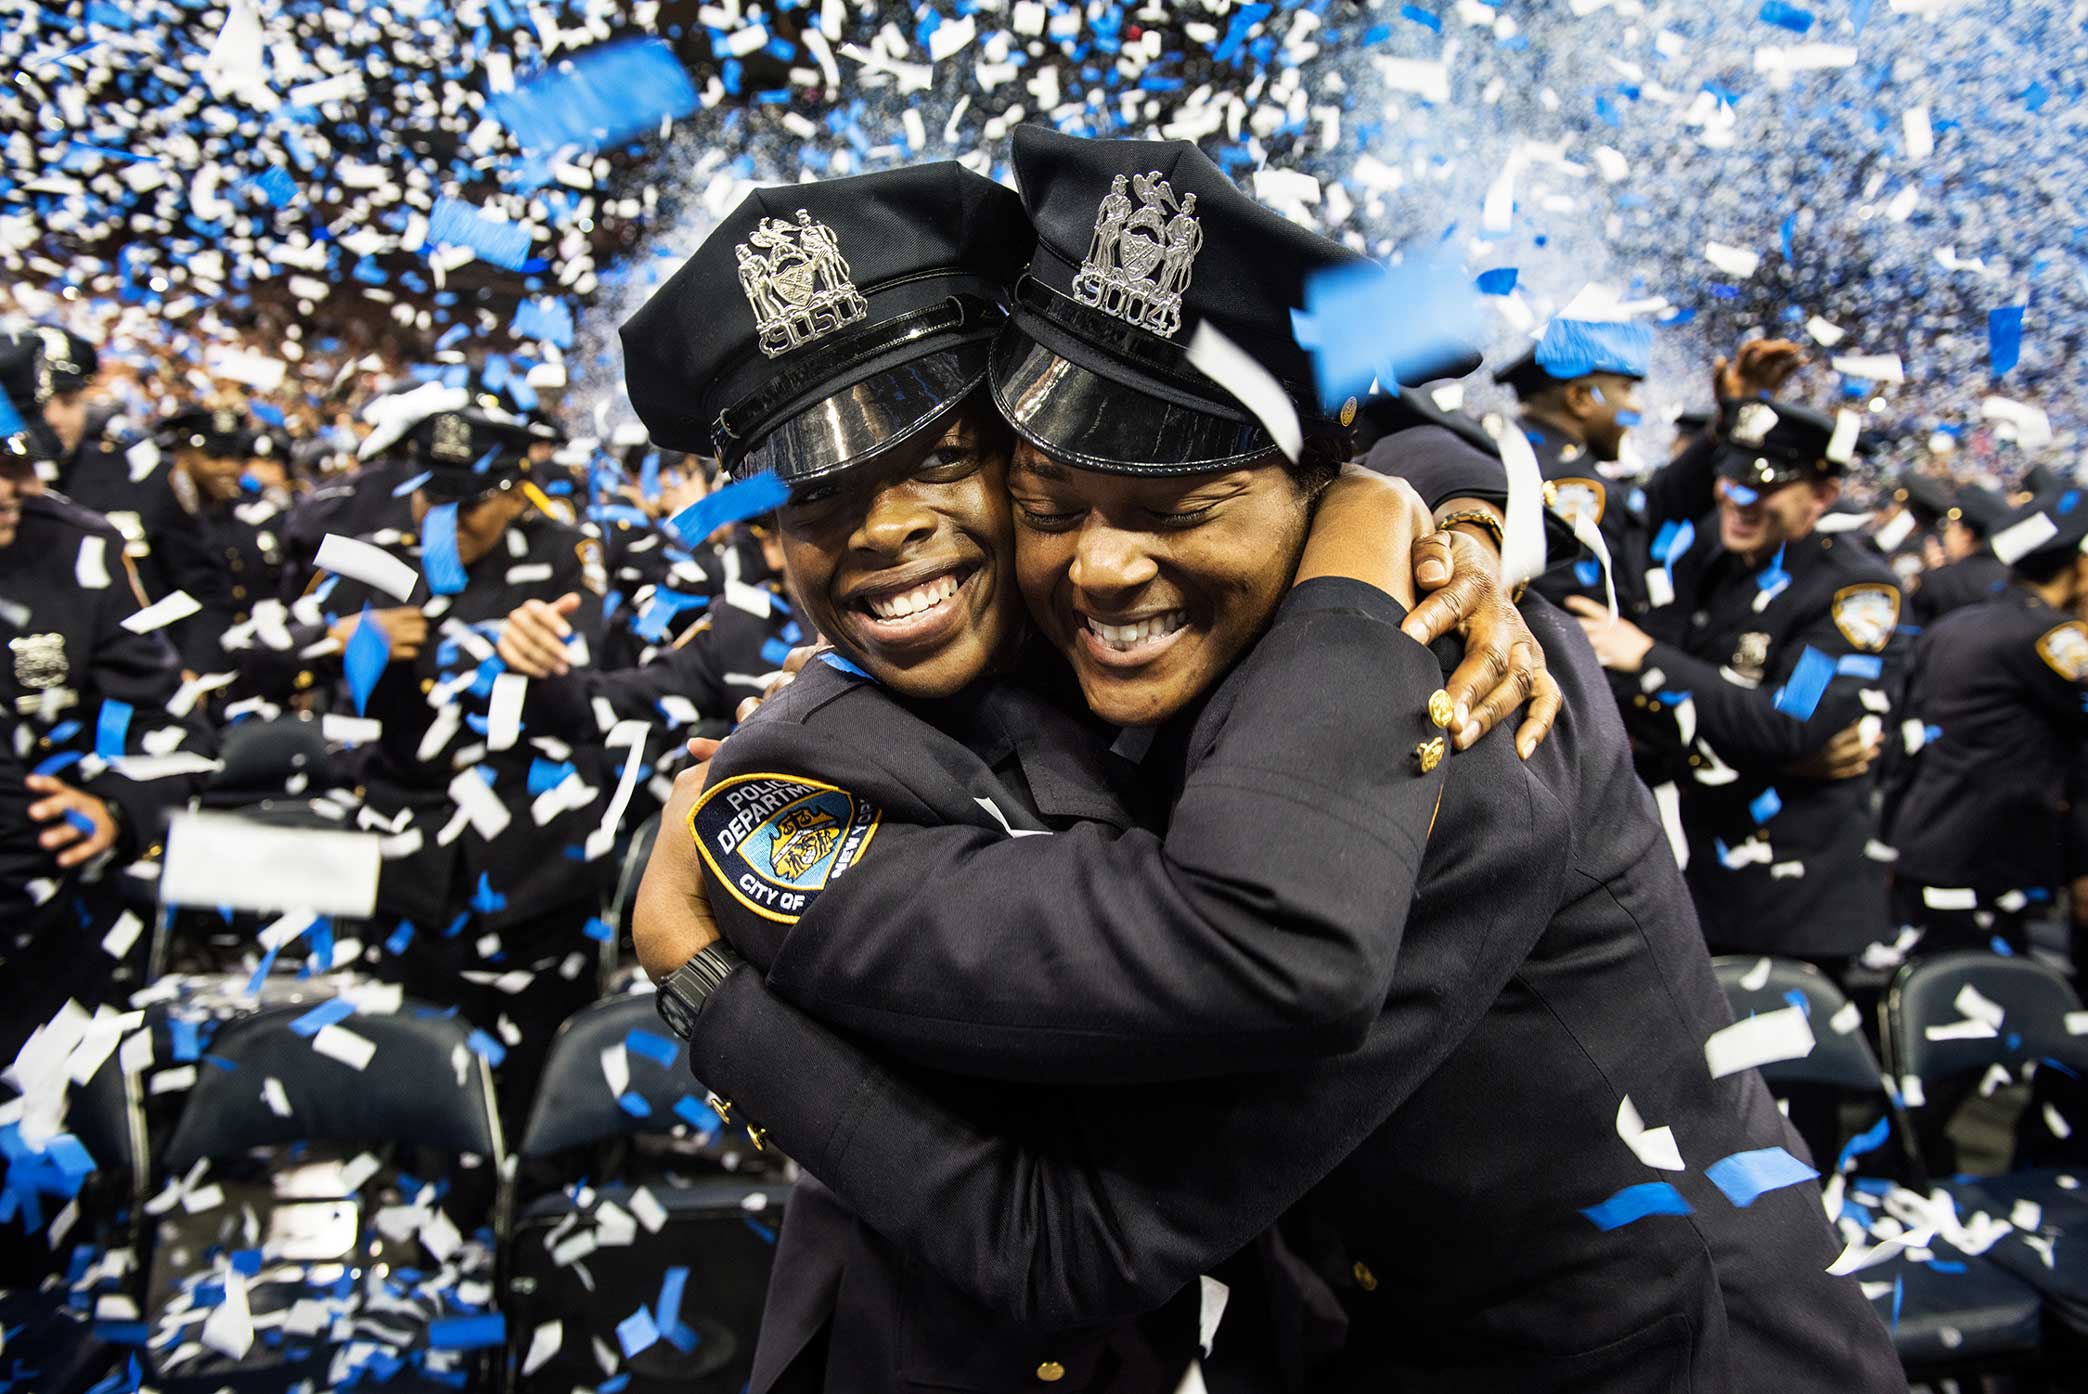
[
  {"xmin": 736, "ymin": 343, "xmax": 990, "ymax": 487},
  {"xmin": 989, "ymin": 322, "xmax": 1273, "ymax": 474},
  {"xmin": 1713, "ymin": 444, "xmax": 1812, "ymax": 491}
]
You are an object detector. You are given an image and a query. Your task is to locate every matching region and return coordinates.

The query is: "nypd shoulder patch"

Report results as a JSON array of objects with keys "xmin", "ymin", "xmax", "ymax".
[
  {"xmin": 1830, "ymin": 583, "xmax": 1900, "ymax": 654},
  {"xmin": 2036, "ymin": 621, "xmax": 2088, "ymax": 684},
  {"xmin": 691, "ymin": 773, "xmax": 883, "ymax": 924}
]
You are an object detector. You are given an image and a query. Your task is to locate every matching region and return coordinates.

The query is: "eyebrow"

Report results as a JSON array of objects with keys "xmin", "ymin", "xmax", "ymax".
[{"xmin": 1013, "ymin": 458, "xmax": 1073, "ymax": 482}]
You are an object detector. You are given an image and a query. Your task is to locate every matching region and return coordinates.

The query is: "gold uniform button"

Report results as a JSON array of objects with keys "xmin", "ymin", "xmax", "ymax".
[
  {"xmin": 1352, "ymin": 1260, "xmax": 1378, "ymax": 1293},
  {"xmin": 1426, "ymin": 688, "xmax": 1455, "ymax": 729},
  {"xmin": 1687, "ymin": 755, "xmax": 1704, "ymax": 768},
  {"xmin": 1413, "ymin": 736, "xmax": 1445, "ymax": 774},
  {"xmin": 1632, "ymin": 694, "xmax": 1648, "ymax": 708},
  {"xmin": 1036, "ymin": 1362, "xmax": 1066, "ymax": 1383},
  {"xmin": 294, "ymin": 670, "xmax": 315, "ymax": 691}
]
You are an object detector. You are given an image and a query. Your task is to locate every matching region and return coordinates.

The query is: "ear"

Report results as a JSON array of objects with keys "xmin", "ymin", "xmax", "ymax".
[
  {"xmin": 1563, "ymin": 382, "xmax": 1598, "ymax": 418},
  {"xmin": 1814, "ymin": 478, "xmax": 1842, "ymax": 509}
]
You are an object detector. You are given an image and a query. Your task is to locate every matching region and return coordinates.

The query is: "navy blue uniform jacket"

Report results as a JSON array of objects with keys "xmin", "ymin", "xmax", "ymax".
[{"xmin": 684, "ymin": 573, "xmax": 1903, "ymax": 1392}]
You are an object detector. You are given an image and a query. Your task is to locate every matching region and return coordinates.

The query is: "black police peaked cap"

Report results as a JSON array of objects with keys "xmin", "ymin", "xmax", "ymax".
[
  {"xmin": 1712, "ymin": 397, "xmax": 1854, "ymax": 491},
  {"xmin": 992, "ymin": 125, "xmax": 1366, "ymax": 474},
  {"xmin": 1989, "ymin": 481, "xmax": 2088, "ymax": 573},
  {"xmin": 31, "ymin": 325, "xmax": 97, "ymax": 393},
  {"xmin": 622, "ymin": 162, "xmax": 1035, "ymax": 485},
  {"xmin": 403, "ymin": 407, "xmax": 553, "ymax": 503},
  {"xmin": 1950, "ymin": 484, "xmax": 2012, "ymax": 537},
  {"xmin": 159, "ymin": 404, "xmax": 278, "ymax": 460},
  {"xmin": 0, "ymin": 335, "xmax": 62, "ymax": 465}
]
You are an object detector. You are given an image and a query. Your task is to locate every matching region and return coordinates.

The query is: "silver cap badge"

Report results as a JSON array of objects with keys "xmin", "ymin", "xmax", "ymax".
[
  {"xmin": 1730, "ymin": 402, "xmax": 1780, "ymax": 448},
  {"xmin": 737, "ymin": 211, "xmax": 869, "ymax": 358},
  {"xmin": 429, "ymin": 412, "xmax": 475, "ymax": 463},
  {"xmin": 1074, "ymin": 172, "xmax": 1203, "ymax": 339}
]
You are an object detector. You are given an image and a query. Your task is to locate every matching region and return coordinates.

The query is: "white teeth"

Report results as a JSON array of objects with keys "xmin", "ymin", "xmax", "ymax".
[
  {"xmin": 1084, "ymin": 610, "xmax": 1187, "ymax": 651},
  {"xmin": 865, "ymin": 571, "xmax": 960, "ymax": 620}
]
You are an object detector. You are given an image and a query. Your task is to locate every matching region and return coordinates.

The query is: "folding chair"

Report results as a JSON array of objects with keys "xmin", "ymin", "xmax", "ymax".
[
  {"xmin": 139, "ymin": 999, "xmax": 506, "ymax": 1391},
  {"xmin": 1885, "ymin": 952, "xmax": 2088, "ymax": 1349},
  {"xmin": 598, "ymin": 813, "xmax": 661, "ymax": 993},
  {"xmin": 1713, "ymin": 955, "xmax": 2045, "ymax": 1371},
  {"xmin": 503, "ymin": 995, "xmax": 790, "ymax": 1393},
  {"xmin": 1, "ymin": 1050, "xmax": 149, "ymax": 1393}
]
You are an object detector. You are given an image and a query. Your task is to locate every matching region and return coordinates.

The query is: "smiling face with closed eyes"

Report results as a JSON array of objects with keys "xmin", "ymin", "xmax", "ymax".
[{"xmin": 1004, "ymin": 442, "xmax": 1310, "ymax": 727}]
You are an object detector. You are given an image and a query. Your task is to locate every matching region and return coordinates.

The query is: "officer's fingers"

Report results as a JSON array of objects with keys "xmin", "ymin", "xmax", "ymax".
[
  {"xmin": 56, "ymin": 819, "xmax": 113, "ymax": 868},
  {"xmin": 551, "ymin": 592, "xmax": 583, "ymax": 623},
  {"xmin": 685, "ymin": 737, "xmax": 724, "ymax": 762},
  {"xmin": 1440, "ymin": 625, "xmax": 1512, "ymax": 738},
  {"xmin": 1457, "ymin": 641, "xmax": 1538, "ymax": 750},
  {"xmin": 1561, "ymin": 596, "xmax": 1606, "ymax": 620},
  {"xmin": 736, "ymin": 694, "xmax": 764, "ymax": 723},
  {"xmin": 781, "ymin": 643, "xmax": 821, "ymax": 675},
  {"xmin": 1412, "ymin": 531, "xmax": 1454, "ymax": 590},
  {"xmin": 1398, "ymin": 565, "xmax": 1488, "ymax": 648},
  {"xmin": 502, "ymin": 626, "xmax": 565, "ymax": 678},
  {"xmin": 1515, "ymin": 668, "xmax": 1565, "ymax": 760}
]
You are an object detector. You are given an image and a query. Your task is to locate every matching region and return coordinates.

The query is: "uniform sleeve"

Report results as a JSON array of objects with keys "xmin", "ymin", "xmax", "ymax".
[
  {"xmin": 75, "ymin": 560, "xmax": 217, "ymax": 855},
  {"xmin": 1636, "ymin": 429, "xmax": 1721, "ymax": 530},
  {"xmin": 687, "ymin": 834, "xmax": 1547, "ymax": 1336},
  {"xmin": 700, "ymin": 577, "xmax": 1450, "ymax": 1085},
  {"xmin": 1638, "ymin": 582, "xmax": 1905, "ymax": 767},
  {"xmin": 526, "ymin": 611, "xmax": 763, "ymax": 737}
]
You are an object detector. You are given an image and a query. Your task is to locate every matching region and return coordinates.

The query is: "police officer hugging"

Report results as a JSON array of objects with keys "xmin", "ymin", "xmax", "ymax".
[{"xmin": 623, "ymin": 130, "xmax": 1904, "ymax": 1394}]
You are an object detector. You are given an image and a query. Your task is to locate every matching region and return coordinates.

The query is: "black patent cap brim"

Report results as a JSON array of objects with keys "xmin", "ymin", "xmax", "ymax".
[
  {"xmin": 732, "ymin": 342, "xmax": 990, "ymax": 487},
  {"xmin": 1714, "ymin": 443, "xmax": 1827, "ymax": 491},
  {"xmin": 988, "ymin": 323, "xmax": 1275, "ymax": 475}
]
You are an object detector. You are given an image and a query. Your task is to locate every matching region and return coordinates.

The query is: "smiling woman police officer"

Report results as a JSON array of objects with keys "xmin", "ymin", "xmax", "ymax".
[
  {"xmin": 621, "ymin": 159, "xmax": 1550, "ymax": 1393},
  {"xmin": 637, "ymin": 127, "xmax": 1904, "ymax": 1394}
]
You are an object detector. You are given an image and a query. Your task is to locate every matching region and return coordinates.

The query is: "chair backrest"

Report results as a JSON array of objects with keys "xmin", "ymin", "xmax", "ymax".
[
  {"xmin": 72, "ymin": 1049, "xmax": 146, "ymax": 1200},
  {"xmin": 1711, "ymin": 955, "xmax": 1884, "ymax": 1092},
  {"xmin": 204, "ymin": 716, "xmax": 336, "ymax": 804},
  {"xmin": 1886, "ymin": 952, "xmax": 2088, "ymax": 1088},
  {"xmin": 608, "ymin": 814, "xmax": 661, "ymax": 933},
  {"xmin": 162, "ymin": 999, "xmax": 503, "ymax": 1171},
  {"xmin": 519, "ymin": 995, "xmax": 716, "ymax": 1157}
]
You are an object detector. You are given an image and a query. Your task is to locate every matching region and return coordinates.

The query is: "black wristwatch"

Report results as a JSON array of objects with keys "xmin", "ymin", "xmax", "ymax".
[{"xmin": 655, "ymin": 943, "xmax": 744, "ymax": 1039}]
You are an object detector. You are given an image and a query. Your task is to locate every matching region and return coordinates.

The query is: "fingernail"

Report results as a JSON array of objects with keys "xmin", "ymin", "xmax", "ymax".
[{"xmin": 1455, "ymin": 701, "xmax": 1470, "ymax": 730}]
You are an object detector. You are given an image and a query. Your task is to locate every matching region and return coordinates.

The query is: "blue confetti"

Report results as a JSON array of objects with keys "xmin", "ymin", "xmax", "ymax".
[
  {"xmin": 1581, "ymin": 1181, "xmax": 1693, "ymax": 1231},
  {"xmin": 428, "ymin": 1314, "xmax": 506, "ymax": 1351},
  {"xmin": 1835, "ymin": 1114, "xmax": 1893, "ymax": 1174},
  {"xmin": 1988, "ymin": 305, "xmax": 2025, "ymax": 376},
  {"xmin": 1294, "ymin": 251, "xmax": 1485, "ymax": 405},
  {"xmin": 615, "ymin": 1305, "xmax": 661, "ymax": 1357},
  {"xmin": 421, "ymin": 503, "xmax": 470, "ymax": 596},
  {"xmin": 583, "ymin": 915, "xmax": 615, "ymax": 942},
  {"xmin": 670, "ymin": 469, "xmax": 790, "ymax": 545},
  {"xmin": 343, "ymin": 604, "xmax": 392, "ymax": 717},
  {"xmin": 426, "ymin": 197, "xmax": 533, "ymax": 272},
  {"xmin": 1475, "ymin": 266, "xmax": 1519, "ymax": 295},
  {"xmin": 289, "ymin": 998, "xmax": 356, "ymax": 1037},
  {"xmin": 488, "ymin": 38, "xmax": 699, "ymax": 154},
  {"xmin": 1706, "ymin": 1146, "xmax": 1818, "ymax": 1207},
  {"xmin": 625, "ymin": 1028, "xmax": 679, "ymax": 1067},
  {"xmin": 1749, "ymin": 787, "xmax": 1783, "ymax": 824},
  {"xmin": 1772, "ymin": 646, "xmax": 1835, "ymax": 720},
  {"xmin": 93, "ymin": 698, "xmax": 132, "ymax": 760},
  {"xmin": 1758, "ymin": 2, "xmax": 1815, "ymax": 33}
]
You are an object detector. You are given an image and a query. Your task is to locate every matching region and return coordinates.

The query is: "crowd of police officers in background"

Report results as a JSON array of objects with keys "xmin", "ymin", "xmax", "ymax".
[{"xmin": 0, "ymin": 289, "xmax": 2082, "ymax": 1118}]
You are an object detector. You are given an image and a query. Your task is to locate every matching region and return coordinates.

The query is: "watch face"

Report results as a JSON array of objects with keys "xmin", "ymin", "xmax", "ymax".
[{"xmin": 656, "ymin": 982, "xmax": 697, "ymax": 1039}]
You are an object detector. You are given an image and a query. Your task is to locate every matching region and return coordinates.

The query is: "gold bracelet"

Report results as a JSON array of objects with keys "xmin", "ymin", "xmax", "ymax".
[
  {"xmin": 1435, "ymin": 508, "xmax": 1526, "ymax": 602},
  {"xmin": 1435, "ymin": 508, "xmax": 1505, "ymax": 551}
]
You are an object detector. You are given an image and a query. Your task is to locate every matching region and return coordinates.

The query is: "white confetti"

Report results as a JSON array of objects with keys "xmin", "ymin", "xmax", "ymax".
[{"xmin": 1705, "ymin": 1006, "xmax": 1816, "ymax": 1079}]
